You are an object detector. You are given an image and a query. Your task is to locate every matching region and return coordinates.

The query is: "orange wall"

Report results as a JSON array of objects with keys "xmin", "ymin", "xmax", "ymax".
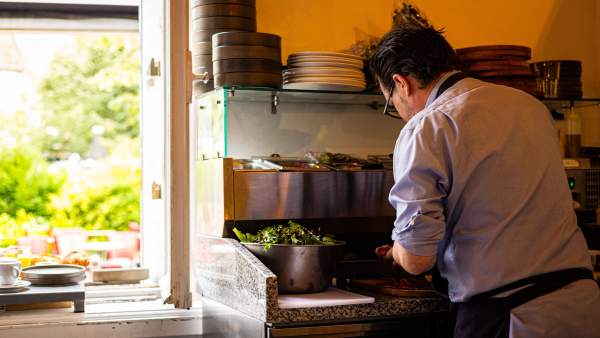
[{"xmin": 256, "ymin": 0, "xmax": 600, "ymax": 97}]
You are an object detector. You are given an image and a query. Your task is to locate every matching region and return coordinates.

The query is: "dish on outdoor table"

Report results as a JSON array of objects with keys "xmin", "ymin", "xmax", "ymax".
[
  {"xmin": 0, "ymin": 280, "xmax": 31, "ymax": 293},
  {"xmin": 22, "ymin": 264, "xmax": 86, "ymax": 285}
]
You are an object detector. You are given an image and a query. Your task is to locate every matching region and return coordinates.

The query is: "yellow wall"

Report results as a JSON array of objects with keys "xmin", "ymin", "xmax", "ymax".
[{"xmin": 257, "ymin": 0, "xmax": 600, "ymax": 97}]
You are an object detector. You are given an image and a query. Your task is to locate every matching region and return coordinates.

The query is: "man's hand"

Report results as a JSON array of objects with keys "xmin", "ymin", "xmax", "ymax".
[
  {"xmin": 375, "ymin": 244, "xmax": 394, "ymax": 262},
  {"xmin": 375, "ymin": 242, "xmax": 436, "ymax": 275}
]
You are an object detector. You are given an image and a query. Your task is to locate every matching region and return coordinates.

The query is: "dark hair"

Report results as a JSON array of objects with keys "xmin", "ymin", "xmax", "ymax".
[{"xmin": 370, "ymin": 26, "xmax": 463, "ymax": 91}]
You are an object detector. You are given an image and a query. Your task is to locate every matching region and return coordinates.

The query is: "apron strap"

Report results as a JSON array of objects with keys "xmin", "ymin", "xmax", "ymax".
[
  {"xmin": 454, "ymin": 268, "xmax": 593, "ymax": 338},
  {"xmin": 435, "ymin": 72, "xmax": 467, "ymax": 99},
  {"xmin": 503, "ymin": 268, "xmax": 593, "ymax": 309},
  {"xmin": 429, "ymin": 71, "xmax": 468, "ymax": 300},
  {"xmin": 469, "ymin": 268, "xmax": 593, "ymax": 307}
]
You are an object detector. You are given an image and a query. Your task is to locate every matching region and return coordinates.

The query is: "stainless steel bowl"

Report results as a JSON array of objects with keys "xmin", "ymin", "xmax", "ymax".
[{"xmin": 243, "ymin": 241, "xmax": 345, "ymax": 294}]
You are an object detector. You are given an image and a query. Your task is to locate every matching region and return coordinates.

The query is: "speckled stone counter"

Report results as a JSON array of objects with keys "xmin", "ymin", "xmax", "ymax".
[{"xmin": 195, "ymin": 236, "xmax": 449, "ymax": 325}]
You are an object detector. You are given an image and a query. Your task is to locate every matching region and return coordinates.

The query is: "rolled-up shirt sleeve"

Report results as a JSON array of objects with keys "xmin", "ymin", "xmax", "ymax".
[{"xmin": 389, "ymin": 116, "xmax": 451, "ymax": 256}]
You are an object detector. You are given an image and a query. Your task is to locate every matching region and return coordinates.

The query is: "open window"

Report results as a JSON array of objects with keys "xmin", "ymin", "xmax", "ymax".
[{"xmin": 0, "ymin": 0, "xmax": 179, "ymax": 305}]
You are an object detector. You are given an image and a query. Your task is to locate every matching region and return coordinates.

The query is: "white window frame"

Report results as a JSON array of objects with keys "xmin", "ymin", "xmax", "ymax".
[
  {"xmin": 163, "ymin": 0, "xmax": 192, "ymax": 308},
  {"xmin": 0, "ymin": 0, "xmax": 194, "ymax": 308}
]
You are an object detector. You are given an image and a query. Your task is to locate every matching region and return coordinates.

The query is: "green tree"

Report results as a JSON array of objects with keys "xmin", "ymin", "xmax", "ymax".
[
  {"xmin": 38, "ymin": 35, "xmax": 140, "ymax": 157},
  {"xmin": 51, "ymin": 165, "xmax": 140, "ymax": 231},
  {"xmin": 0, "ymin": 146, "xmax": 65, "ymax": 217}
]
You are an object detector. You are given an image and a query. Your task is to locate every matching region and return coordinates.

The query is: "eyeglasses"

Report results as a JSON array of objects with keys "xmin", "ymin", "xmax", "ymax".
[{"xmin": 382, "ymin": 83, "xmax": 401, "ymax": 119}]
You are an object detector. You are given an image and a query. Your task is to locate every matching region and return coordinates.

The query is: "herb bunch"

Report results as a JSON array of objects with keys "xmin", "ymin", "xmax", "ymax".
[{"xmin": 233, "ymin": 221, "xmax": 337, "ymax": 250}]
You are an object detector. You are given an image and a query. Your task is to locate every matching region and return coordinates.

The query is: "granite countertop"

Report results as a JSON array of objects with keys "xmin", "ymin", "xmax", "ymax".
[
  {"xmin": 268, "ymin": 286, "xmax": 448, "ymax": 325},
  {"xmin": 196, "ymin": 236, "xmax": 449, "ymax": 325}
]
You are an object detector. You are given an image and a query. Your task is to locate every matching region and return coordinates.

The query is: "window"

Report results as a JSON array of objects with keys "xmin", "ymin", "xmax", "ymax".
[{"xmin": 0, "ymin": 0, "xmax": 174, "ymax": 303}]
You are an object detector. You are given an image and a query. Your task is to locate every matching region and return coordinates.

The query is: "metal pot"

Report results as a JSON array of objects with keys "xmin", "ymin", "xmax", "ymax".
[{"xmin": 243, "ymin": 241, "xmax": 345, "ymax": 294}]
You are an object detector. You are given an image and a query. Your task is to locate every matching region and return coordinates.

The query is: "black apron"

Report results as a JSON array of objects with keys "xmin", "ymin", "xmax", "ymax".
[{"xmin": 427, "ymin": 72, "xmax": 594, "ymax": 338}]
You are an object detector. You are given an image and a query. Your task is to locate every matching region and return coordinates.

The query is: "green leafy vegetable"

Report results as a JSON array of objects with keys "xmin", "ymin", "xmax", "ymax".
[{"xmin": 233, "ymin": 221, "xmax": 337, "ymax": 250}]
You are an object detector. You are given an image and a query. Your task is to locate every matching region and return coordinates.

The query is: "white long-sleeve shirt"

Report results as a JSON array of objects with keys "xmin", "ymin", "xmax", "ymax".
[{"xmin": 389, "ymin": 76, "xmax": 600, "ymax": 337}]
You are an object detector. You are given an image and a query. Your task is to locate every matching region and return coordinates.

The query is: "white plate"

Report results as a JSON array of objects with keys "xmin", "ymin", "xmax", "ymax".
[
  {"xmin": 284, "ymin": 67, "xmax": 364, "ymax": 77},
  {"xmin": 283, "ymin": 73, "xmax": 365, "ymax": 80},
  {"xmin": 283, "ymin": 73, "xmax": 365, "ymax": 81},
  {"xmin": 288, "ymin": 54, "xmax": 362, "ymax": 60},
  {"xmin": 286, "ymin": 61, "xmax": 363, "ymax": 70},
  {"xmin": 288, "ymin": 56, "xmax": 363, "ymax": 66},
  {"xmin": 283, "ymin": 82, "xmax": 365, "ymax": 92},
  {"xmin": 289, "ymin": 51, "xmax": 363, "ymax": 61},
  {"xmin": 283, "ymin": 76, "xmax": 366, "ymax": 86},
  {"xmin": 284, "ymin": 77, "xmax": 366, "ymax": 85},
  {"xmin": 0, "ymin": 280, "xmax": 31, "ymax": 293}
]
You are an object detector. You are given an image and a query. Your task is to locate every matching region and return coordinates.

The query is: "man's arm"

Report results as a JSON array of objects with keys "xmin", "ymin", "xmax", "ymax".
[
  {"xmin": 392, "ymin": 241, "xmax": 436, "ymax": 275},
  {"xmin": 376, "ymin": 242, "xmax": 437, "ymax": 275},
  {"xmin": 386, "ymin": 116, "xmax": 452, "ymax": 272}
]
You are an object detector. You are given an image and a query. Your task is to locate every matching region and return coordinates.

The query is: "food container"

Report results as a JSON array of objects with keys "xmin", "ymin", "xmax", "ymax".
[{"xmin": 243, "ymin": 242, "xmax": 345, "ymax": 294}]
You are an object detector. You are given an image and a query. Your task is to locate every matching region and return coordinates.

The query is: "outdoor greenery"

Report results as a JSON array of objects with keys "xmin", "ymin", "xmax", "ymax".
[
  {"xmin": 0, "ymin": 147, "xmax": 64, "ymax": 218},
  {"xmin": 38, "ymin": 35, "xmax": 140, "ymax": 157},
  {"xmin": 0, "ymin": 34, "xmax": 140, "ymax": 247},
  {"xmin": 51, "ymin": 163, "xmax": 140, "ymax": 232}
]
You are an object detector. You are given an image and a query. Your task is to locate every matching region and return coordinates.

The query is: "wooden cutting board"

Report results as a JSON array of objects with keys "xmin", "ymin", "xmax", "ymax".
[
  {"xmin": 458, "ymin": 45, "xmax": 531, "ymax": 62},
  {"xmin": 466, "ymin": 60, "xmax": 530, "ymax": 72},
  {"xmin": 351, "ymin": 278, "xmax": 439, "ymax": 298},
  {"xmin": 457, "ymin": 44, "xmax": 531, "ymax": 54},
  {"xmin": 460, "ymin": 51, "xmax": 530, "ymax": 61},
  {"xmin": 472, "ymin": 69, "xmax": 535, "ymax": 78}
]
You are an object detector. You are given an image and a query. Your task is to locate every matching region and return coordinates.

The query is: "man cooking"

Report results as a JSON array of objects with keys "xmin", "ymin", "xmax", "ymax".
[{"xmin": 372, "ymin": 25, "xmax": 600, "ymax": 337}]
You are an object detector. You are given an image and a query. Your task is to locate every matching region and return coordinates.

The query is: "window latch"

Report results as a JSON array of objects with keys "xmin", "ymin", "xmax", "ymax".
[{"xmin": 151, "ymin": 182, "xmax": 162, "ymax": 199}]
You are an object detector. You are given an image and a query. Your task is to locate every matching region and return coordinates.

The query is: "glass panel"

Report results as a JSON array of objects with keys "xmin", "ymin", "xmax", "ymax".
[
  {"xmin": 195, "ymin": 89, "xmax": 226, "ymax": 160},
  {"xmin": 223, "ymin": 86, "xmax": 386, "ymax": 108},
  {"xmin": 220, "ymin": 87, "xmax": 403, "ymax": 159}
]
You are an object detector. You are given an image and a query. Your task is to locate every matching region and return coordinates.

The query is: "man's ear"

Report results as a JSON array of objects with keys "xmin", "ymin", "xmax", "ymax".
[{"xmin": 392, "ymin": 74, "xmax": 411, "ymax": 97}]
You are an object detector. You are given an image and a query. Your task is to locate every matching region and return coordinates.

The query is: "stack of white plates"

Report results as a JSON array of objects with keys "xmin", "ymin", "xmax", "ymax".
[{"xmin": 284, "ymin": 52, "xmax": 365, "ymax": 92}]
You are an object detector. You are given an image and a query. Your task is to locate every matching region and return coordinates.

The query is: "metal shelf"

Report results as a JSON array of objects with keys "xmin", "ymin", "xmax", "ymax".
[
  {"xmin": 541, "ymin": 98, "xmax": 600, "ymax": 120},
  {"xmin": 204, "ymin": 86, "xmax": 387, "ymax": 114}
]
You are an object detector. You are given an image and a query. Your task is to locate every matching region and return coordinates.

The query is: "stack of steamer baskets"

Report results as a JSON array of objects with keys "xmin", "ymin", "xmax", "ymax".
[
  {"xmin": 190, "ymin": 0, "xmax": 257, "ymax": 93},
  {"xmin": 457, "ymin": 45, "xmax": 540, "ymax": 97},
  {"xmin": 283, "ymin": 52, "xmax": 366, "ymax": 92},
  {"xmin": 212, "ymin": 31, "xmax": 282, "ymax": 88}
]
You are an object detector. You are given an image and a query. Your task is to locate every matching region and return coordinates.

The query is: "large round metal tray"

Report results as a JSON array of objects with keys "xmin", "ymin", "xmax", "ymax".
[{"xmin": 22, "ymin": 264, "xmax": 86, "ymax": 285}]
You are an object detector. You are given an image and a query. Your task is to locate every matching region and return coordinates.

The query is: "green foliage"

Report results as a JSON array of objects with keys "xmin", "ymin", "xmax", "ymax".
[
  {"xmin": 51, "ymin": 166, "xmax": 140, "ymax": 231},
  {"xmin": 233, "ymin": 221, "xmax": 337, "ymax": 250},
  {"xmin": 0, "ymin": 210, "xmax": 49, "ymax": 247},
  {"xmin": 0, "ymin": 147, "xmax": 65, "ymax": 218},
  {"xmin": 0, "ymin": 34, "xmax": 141, "ymax": 244},
  {"xmin": 38, "ymin": 35, "xmax": 140, "ymax": 157}
]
